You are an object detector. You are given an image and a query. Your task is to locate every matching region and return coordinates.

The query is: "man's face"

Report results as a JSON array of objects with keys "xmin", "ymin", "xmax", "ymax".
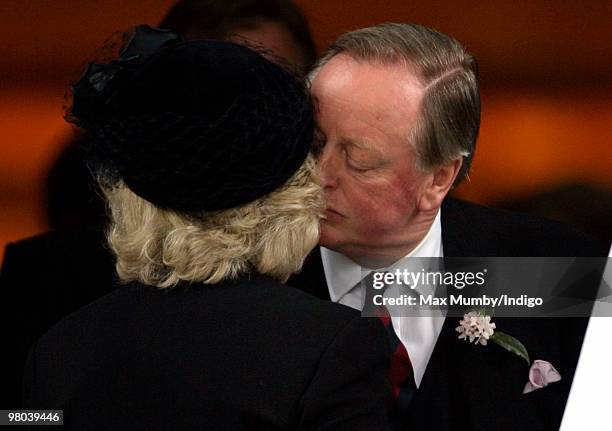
[{"xmin": 310, "ymin": 54, "xmax": 433, "ymax": 263}]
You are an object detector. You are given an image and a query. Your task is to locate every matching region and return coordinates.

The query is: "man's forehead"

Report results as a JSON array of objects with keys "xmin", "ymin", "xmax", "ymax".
[
  {"xmin": 311, "ymin": 53, "xmax": 423, "ymax": 136},
  {"xmin": 313, "ymin": 53, "xmax": 423, "ymax": 93}
]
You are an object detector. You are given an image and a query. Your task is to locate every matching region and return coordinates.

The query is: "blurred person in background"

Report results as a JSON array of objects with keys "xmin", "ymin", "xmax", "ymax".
[
  {"xmin": 0, "ymin": 0, "xmax": 316, "ymax": 408},
  {"xmin": 22, "ymin": 26, "xmax": 390, "ymax": 429}
]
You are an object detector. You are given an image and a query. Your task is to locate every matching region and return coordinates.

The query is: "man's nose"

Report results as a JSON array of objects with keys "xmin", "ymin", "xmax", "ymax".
[{"xmin": 318, "ymin": 145, "xmax": 339, "ymax": 189}]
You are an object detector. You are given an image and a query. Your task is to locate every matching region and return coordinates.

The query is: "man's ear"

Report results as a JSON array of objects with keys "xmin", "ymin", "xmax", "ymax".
[{"xmin": 418, "ymin": 158, "xmax": 463, "ymax": 212}]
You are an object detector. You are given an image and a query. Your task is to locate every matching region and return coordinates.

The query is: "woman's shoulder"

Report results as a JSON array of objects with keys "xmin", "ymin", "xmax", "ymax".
[
  {"xmin": 185, "ymin": 273, "xmax": 365, "ymax": 335},
  {"xmin": 36, "ymin": 274, "xmax": 364, "ymax": 349}
]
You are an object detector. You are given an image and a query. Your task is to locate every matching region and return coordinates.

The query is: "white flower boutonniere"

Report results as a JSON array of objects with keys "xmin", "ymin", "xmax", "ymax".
[
  {"xmin": 456, "ymin": 311, "xmax": 496, "ymax": 345},
  {"xmin": 456, "ymin": 311, "xmax": 530, "ymax": 364}
]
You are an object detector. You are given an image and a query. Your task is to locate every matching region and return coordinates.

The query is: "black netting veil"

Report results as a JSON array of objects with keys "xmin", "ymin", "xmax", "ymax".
[{"xmin": 67, "ymin": 25, "xmax": 314, "ymax": 213}]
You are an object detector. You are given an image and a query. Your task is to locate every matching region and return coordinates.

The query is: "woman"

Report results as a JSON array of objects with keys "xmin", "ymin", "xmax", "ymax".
[{"xmin": 22, "ymin": 26, "xmax": 390, "ymax": 430}]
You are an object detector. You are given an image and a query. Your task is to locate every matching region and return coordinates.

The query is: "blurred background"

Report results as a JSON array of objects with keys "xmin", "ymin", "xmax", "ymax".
[{"xmin": 1, "ymin": 0, "xmax": 611, "ymax": 259}]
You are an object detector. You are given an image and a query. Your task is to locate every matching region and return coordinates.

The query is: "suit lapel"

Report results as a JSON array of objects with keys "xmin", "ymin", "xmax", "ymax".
[
  {"xmin": 425, "ymin": 200, "xmax": 572, "ymax": 429},
  {"xmin": 405, "ymin": 200, "xmax": 512, "ymax": 429}
]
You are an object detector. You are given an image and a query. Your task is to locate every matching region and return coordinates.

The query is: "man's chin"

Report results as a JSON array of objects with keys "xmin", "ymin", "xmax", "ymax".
[
  {"xmin": 318, "ymin": 227, "xmax": 334, "ymax": 249},
  {"xmin": 319, "ymin": 223, "xmax": 343, "ymax": 250},
  {"xmin": 319, "ymin": 226, "xmax": 408, "ymax": 268},
  {"xmin": 319, "ymin": 227, "xmax": 359, "ymax": 259}
]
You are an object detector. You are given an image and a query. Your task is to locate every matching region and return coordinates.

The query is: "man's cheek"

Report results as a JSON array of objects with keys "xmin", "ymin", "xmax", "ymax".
[
  {"xmin": 353, "ymin": 207, "xmax": 394, "ymax": 231},
  {"xmin": 355, "ymin": 190, "xmax": 406, "ymax": 215},
  {"xmin": 385, "ymin": 183, "xmax": 420, "ymax": 214}
]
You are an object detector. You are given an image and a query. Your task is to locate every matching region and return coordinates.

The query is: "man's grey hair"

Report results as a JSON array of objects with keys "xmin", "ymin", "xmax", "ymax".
[{"xmin": 310, "ymin": 23, "xmax": 480, "ymax": 185}]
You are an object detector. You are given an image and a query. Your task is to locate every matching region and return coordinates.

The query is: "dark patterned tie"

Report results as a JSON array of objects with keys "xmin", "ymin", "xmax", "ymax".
[
  {"xmin": 358, "ymin": 271, "xmax": 417, "ymax": 422},
  {"xmin": 377, "ymin": 308, "xmax": 417, "ymax": 421}
]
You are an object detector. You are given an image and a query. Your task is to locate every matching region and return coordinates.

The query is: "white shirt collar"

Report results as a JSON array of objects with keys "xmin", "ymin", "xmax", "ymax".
[
  {"xmin": 320, "ymin": 210, "xmax": 444, "ymax": 387},
  {"xmin": 322, "ymin": 210, "xmax": 443, "ymax": 303}
]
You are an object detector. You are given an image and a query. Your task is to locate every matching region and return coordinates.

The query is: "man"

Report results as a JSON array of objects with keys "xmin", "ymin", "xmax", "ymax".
[
  {"xmin": 158, "ymin": 0, "xmax": 316, "ymax": 74},
  {"xmin": 289, "ymin": 23, "xmax": 607, "ymax": 430}
]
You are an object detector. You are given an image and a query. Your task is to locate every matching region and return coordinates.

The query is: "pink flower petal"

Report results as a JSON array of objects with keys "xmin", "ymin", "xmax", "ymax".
[{"xmin": 522, "ymin": 360, "xmax": 562, "ymax": 394}]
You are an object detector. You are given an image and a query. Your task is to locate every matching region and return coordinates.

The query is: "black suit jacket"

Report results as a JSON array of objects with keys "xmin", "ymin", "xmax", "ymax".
[
  {"xmin": 23, "ymin": 274, "xmax": 391, "ymax": 430},
  {"xmin": 288, "ymin": 198, "xmax": 608, "ymax": 431},
  {"xmin": 0, "ymin": 225, "xmax": 116, "ymax": 408}
]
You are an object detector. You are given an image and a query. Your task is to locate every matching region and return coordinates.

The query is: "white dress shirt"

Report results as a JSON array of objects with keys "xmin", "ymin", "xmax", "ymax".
[{"xmin": 321, "ymin": 210, "xmax": 445, "ymax": 387}]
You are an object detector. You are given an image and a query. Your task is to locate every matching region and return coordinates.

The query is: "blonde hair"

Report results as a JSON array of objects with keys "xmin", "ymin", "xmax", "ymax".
[{"xmin": 102, "ymin": 155, "xmax": 321, "ymax": 288}]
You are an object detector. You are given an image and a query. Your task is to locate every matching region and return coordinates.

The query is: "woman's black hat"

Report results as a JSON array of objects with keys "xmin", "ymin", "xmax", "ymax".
[{"xmin": 68, "ymin": 25, "xmax": 314, "ymax": 213}]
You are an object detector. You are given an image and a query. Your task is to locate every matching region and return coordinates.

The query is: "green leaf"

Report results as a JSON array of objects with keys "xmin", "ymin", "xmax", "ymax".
[{"xmin": 490, "ymin": 331, "xmax": 530, "ymax": 365}]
